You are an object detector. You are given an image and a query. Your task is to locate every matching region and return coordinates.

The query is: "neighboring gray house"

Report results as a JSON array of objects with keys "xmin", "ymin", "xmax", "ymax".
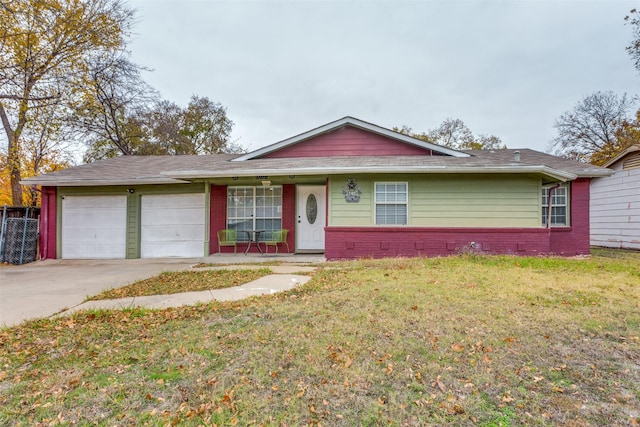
[{"xmin": 591, "ymin": 144, "xmax": 640, "ymax": 250}]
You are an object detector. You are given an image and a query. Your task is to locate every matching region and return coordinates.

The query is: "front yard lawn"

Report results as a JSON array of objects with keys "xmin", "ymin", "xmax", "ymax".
[{"xmin": 1, "ymin": 250, "xmax": 639, "ymax": 426}]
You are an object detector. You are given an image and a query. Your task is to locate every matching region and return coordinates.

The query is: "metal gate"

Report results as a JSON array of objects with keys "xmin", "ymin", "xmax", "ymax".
[{"xmin": 0, "ymin": 206, "xmax": 40, "ymax": 265}]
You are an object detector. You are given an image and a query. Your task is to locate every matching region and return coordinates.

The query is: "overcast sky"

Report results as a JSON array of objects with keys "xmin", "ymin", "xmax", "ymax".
[{"xmin": 128, "ymin": 0, "xmax": 639, "ymax": 153}]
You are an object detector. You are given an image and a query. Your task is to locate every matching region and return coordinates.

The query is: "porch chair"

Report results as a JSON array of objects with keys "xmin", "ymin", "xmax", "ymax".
[
  {"xmin": 264, "ymin": 229, "xmax": 290, "ymax": 254},
  {"xmin": 217, "ymin": 229, "xmax": 238, "ymax": 254}
]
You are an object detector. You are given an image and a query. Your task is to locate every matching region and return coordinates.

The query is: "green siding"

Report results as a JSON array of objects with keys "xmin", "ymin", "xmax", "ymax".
[
  {"xmin": 126, "ymin": 194, "xmax": 140, "ymax": 259},
  {"xmin": 329, "ymin": 176, "xmax": 374, "ymax": 225},
  {"xmin": 329, "ymin": 174, "xmax": 542, "ymax": 228},
  {"xmin": 204, "ymin": 182, "xmax": 211, "ymax": 255}
]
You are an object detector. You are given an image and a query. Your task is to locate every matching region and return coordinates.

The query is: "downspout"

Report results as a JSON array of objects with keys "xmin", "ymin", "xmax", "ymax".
[{"xmin": 546, "ymin": 183, "xmax": 561, "ymax": 229}]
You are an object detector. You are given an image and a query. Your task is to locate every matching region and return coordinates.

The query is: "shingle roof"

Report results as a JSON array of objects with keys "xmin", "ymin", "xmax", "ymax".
[
  {"xmin": 21, "ymin": 155, "xmax": 238, "ymax": 186},
  {"xmin": 21, "ymin": 148, "xmax": 611, "ymax": 187}
]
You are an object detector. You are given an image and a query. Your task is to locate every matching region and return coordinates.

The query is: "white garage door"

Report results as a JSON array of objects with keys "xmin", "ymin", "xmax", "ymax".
[
  {"xmin": 141, "ymin": 194, "xmax": 205, "ymax": 258},
  {"xmin": 61, "ymin": 196, "xmax": 127, "ymax": 259}
]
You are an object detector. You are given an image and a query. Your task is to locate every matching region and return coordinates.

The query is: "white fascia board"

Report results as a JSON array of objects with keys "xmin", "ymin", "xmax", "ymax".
[
  {"xmin": 232, "ymin": 116, "xmax": 470, "ymax": 161},
  {"xmin": 164, "ymin": 165, "xmax": 577, "ymax": 181},
  {"xmin": 20, "ymin": 178, "xmax": 191, "ymax": 186},
  {"xmin": 576, "ymin": 168, "xmax": 614, "ymax": 177}
]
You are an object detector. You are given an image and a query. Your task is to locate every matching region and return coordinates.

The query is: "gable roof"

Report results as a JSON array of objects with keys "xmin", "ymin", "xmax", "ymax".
[
  {"xmin": 602, "ymin": 144, "xmax": 640, "ymax": 168},
  {"xmin": 232, "ymin": 116, "xmax": 470, "ymax": 161}
]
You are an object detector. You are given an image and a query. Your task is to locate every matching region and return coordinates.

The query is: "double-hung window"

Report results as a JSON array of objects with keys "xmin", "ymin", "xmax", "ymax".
[
  {"xmin": 375, "ymin": 182, "xmax": 408, "ymax": 225},
  {"xmin": 542, "ymin": 185, "xmax": 568, "ymax": 226},
  {"xmin": 227, "ymin": 186, "xmax": 282, "ymax": 240}
]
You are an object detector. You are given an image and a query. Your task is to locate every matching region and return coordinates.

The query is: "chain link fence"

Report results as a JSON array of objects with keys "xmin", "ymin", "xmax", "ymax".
[{"xmin": 0, "ymin": 206, "xmax": 40, "ymax": 265}]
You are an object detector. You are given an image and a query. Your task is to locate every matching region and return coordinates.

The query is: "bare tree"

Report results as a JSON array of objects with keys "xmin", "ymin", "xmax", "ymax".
[
  {"xmin": 625, "ymin": 8, "xmax": 640, "ymax": 73},
  {"xmin": 76, "ymin": 51, "xmax": 156, "ymax": 162},
  {"xmin": 21, "ymin": 103, "xmax": 74, "ymax": 204},
  {"xmin": 551, "ymin": 91, "xmax": 633, "ymax": 165}
]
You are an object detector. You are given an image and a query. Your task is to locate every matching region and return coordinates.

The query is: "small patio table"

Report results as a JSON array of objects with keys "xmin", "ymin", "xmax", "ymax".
[{"xmin": 242, "ymin": 230, "xmax": 265, "ymax": 255}]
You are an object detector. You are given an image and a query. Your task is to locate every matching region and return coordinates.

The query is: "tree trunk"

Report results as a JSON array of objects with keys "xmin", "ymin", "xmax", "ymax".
[
  {"xmin": 0, "ymin": 104, "xmax": 23, "ymax": 205},
  {"xmin": 10, "ymin": 155, "xmax": 23, "ymax": 206}
]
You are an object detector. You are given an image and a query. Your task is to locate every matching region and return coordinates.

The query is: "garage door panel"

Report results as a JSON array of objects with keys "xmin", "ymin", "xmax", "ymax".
[
  {"xmin": 141, "ymin": 194, "xmax": 205, "ymax": 258},
  {"xmin": 142, "ymin": 193, "xmax": 205, "ymax": 209},
  {"xmin": 142, "ymin": 225, "xmax": 204, "ymax": 242},
  {"xmin": 62, "ymin": 196, "xmax": 127, "ymax": 259},
  {"xmin": 65, "ymin": 196, "xmax": 127, "ymax": 209},
  {"xmin": 142, "ymin": 210, "xmax": 203, "ymax": 225}
]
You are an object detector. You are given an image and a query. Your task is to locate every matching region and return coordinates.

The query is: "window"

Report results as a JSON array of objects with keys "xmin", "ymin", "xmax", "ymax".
[
  {"xmin": 542, "ymin": 185, "xmax": 568, "ymax": 226},
  {"xmin": 375, "ymin": 182, "xmax": 407, "ymax": 225},
  {"xmin": 227, "ymin": 186, "xmax": 282, "ymax": 240}
]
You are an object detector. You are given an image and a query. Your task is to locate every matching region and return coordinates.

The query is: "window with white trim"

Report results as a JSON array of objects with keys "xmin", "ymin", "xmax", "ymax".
[
  {"xmin": 542, "ymin": 185, "xmax": 568, "ymax": 226},
  {"xmin": 375, "ymin": 182, "xmax": 408, "ymax": 225},
  {"xmin": 227, "ymin": 186, "xmax": 282, "ymax": 240}
]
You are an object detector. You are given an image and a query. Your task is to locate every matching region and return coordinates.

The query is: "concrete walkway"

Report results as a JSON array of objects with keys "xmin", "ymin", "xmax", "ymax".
[
  {"xmin": 0, "ymin": 255, "xmax": 324, "ymax": 327},
  {"xmin": 62, "ymin": 271, "xmax": 312, "ymax": 316}
]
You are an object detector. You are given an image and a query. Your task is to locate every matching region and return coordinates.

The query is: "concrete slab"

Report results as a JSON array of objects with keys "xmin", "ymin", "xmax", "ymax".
[
  {"xmin": 199, "ymin": 254, "xmax": 326, "ymax": 265},
  {"xmin": 60, "ymin": 274, "xmax": 311, "ymax": 315},
  {"xmin": 195, "ymin": 265, "xmax": 317, "ymax": 274},
  {"xmin": 0, "ymin": 258, "xmax": 199, "ymax": 327}
]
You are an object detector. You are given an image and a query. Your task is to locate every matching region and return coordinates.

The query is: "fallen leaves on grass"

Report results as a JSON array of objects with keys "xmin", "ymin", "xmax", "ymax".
[
  {"xmin": 1, "ymin": 251, "xmax": 639, "ymax": 426},
  {"xmin": 89, "ymin": 269, "xmax": 272, "ymax": 300}
]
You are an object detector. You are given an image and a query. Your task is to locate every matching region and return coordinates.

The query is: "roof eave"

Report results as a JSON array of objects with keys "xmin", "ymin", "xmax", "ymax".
[
  {"xmin": 164, "ymin": 165, "xmax": 577, "ymax": 181},
  {"xmin": 577, "ymin": 169, "xmax": 614, "ymax": 178},
  {"xmin": 232, "ymin": 116, "xmax": 470, "ymax": 161},
  {"xmin": 20, "ymin": 178, "xmax": 192, "ymax": 187}
]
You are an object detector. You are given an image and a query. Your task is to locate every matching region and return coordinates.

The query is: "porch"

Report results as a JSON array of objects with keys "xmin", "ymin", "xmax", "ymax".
[{"xmin": 199, "ymin": 253, "xmax": 326, "ymax": 265}]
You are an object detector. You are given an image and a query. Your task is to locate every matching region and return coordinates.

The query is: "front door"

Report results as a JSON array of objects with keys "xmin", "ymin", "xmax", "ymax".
[{"xmin": 296, "ymin": 185, "xmax": 326, "ymax": 252}]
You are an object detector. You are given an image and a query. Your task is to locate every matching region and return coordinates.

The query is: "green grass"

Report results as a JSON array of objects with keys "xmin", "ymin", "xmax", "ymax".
[
  {"xmin": 88, "ymin": 268, "xmax": 272, "ymax": 300},
  {"xmin": 1, "ymin": 249, "xmax": 639, "ymax": 426}
]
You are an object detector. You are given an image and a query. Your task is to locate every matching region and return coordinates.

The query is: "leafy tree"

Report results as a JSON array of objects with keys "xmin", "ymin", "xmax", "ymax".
[
  {"xmin": 428, "ymin": 118, "xmax": 475, "ymax": 148},
  {"xmin": 610, "ymin": 109, "xmax": 640, "ymax": 157},
  {"xmin": 0, "ymin": 0, "xmax": 133, "ymax": 205},
  {"xmin": 143, "ymin": 96, "xmax": 239, "ymax": 155},
  {"xmin": 394, "ymin": 118, "xmax": 506, "ymax": 150},
  {"xmin": 471, "ymin": 134, "xmax": 506, "ymax": 151},
  {"xmin": 551, "ymin": 91, "xmax": 633, "ymax": 165},
  {"xmin": 84, "ymin": 95, "xmax": 241, "ymax": 161}
]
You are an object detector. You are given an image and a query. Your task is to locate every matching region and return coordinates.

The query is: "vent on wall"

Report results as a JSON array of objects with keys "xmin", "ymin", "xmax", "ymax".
[{"xmin": 623, "ymin": 152, "xmax": 640, "ymax": 170}]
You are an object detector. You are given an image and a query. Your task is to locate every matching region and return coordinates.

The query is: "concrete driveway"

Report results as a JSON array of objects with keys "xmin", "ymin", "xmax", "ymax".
[{"xmin": 0, "ymin": 258, "xmax": 199, "ymax": 328}]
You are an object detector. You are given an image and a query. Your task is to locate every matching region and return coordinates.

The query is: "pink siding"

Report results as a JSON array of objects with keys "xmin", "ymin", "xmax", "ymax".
[
  {"xmin": 281, "ymin": 184, "xmax": 296, "ymax": 253},
  {"xmin": 262, "ymin": 126, "xmax": 434, "ymax": 158},
  {"xmin": 210, "ymin": 184, "xmax": 295, "ymax": 254},
  {"xmin": 210, "ymin": 185, "xmax": 228, "ymax": 254},
  {"xmin": 325, "ymin": 227, "xmax": 553, "ymax": 260},
  {"xmin": 549, "ymin": 178, "xmax": 591, "ymax": 255},
  {"xmin": 39, "ymin": 186, "xmax": 57, "ymax": 259}
]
